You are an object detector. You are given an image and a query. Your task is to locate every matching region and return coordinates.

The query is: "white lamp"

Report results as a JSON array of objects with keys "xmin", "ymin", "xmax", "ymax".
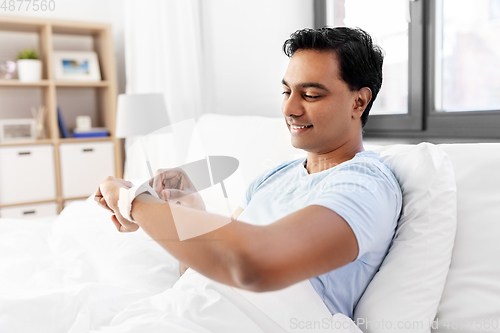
[{"xmin": 116, "ymin": 93, "xmax": 170, "ymax": 177}]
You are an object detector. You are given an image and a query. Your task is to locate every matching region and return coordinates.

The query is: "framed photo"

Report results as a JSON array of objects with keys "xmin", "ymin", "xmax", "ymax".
[
  {"xmin": 53, "ymin": 51, "xmax": 101, "ymax": 81},
  {"xmin": 0, "ymin": 119, "xmax": 36, "ymax": 142}
]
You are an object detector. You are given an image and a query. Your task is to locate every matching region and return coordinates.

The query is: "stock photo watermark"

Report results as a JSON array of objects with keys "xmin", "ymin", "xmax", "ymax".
[
  {"xmin": 289, "ymin": 317, "xmax": 500, "ymax": 331},
  {"xmin": 1, "ymin": 0, "xmax": 55, "ymax": 11}
]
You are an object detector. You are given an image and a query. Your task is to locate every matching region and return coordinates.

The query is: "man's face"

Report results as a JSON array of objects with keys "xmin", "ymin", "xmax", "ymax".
[{"xmin": 281, "ymin": 50, "xmax": 360, "ymax": 154}]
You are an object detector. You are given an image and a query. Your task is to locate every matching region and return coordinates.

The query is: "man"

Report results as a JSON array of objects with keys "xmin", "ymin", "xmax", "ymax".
[{"xmin": 96, "ymin": 27, "xmax": 402, "ymax": 319}]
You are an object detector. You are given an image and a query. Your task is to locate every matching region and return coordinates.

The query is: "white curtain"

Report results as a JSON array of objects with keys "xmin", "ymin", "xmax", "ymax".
[
  {"xmin": 123, "ymin": 0, "xmax": 205, "ymax": 122},
  {"xmin": 123, "ymin": 0, "xmax": 205, "ymax": 179}
]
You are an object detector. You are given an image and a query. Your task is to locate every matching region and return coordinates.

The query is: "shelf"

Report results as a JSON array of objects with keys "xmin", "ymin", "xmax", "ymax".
[
  {"xmin": 58, "ymin": 137, "xmax": 113, "ymax": 144},
  {"xmin": 0, "ymin": 139, "xmax": 53, "ymax": 147},
  {"xmin": 51, "ymin": 21, "xmax": 110, "ymax": 36},
  {"xmin": 55, "ymin": 81, "xmax": 110, "ymax": 87},
  {"xmin": 0, "ymin": 79, "xmax": 50, "ymax": 87},
  {"xmin": 0, "ymin": 198, "xmax": 57, "ymax": 209},
  {"xmin": 0, "ymin": 80, "xmax": 109, "ymax": 88},
  {"xmin": 0, "ymin": 17, "xmax": 45, "ymax": 33},
  {"xmin": 63, "ymin": 196, "xmax": 91, "ymax": 202}
]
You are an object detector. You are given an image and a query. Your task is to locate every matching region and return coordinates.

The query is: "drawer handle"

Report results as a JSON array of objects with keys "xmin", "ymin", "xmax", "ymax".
[
  {"xmin": 18, "ymin": 151, "xmax": 31, "ymax": 156},
  {"xmin": 23, "ymin": 210, "xmax": 36, "ymax": 215},
  {"xmin": 82, "ymin": 148, "xmax": 94, "ymax": 152}
]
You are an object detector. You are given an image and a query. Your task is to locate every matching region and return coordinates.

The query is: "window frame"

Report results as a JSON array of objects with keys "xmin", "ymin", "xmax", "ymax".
[
  {"xmin": 314, "ymin": 0, "xmax": 500, "ymax": 139},
  {"xmin": 425, "ymin": 0, "xmax": 500, "ymax": 137}
]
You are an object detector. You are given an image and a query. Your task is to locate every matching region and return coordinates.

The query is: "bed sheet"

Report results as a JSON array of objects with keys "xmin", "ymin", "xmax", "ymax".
[{"xmin": 0, "ymin": 197, "xmax": 361, "ymax": 333}]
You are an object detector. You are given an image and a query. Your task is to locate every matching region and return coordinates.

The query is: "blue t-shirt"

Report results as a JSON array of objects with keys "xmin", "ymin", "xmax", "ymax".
[{"xmin": 238, "ymin": 151, "xmax": 402, "ymax": 318}]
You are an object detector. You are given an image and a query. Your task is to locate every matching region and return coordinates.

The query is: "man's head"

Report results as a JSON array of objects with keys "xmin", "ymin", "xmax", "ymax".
[
  {"xmin": 283, "ymin": 27, "xmax": 384, "ymax": 127},
  {"xmin": 280, "ymin": 27, "xmax": 383, "ymax": 154}
]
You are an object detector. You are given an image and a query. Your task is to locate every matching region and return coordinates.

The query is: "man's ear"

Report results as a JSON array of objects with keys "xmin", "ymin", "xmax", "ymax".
[{"xmin": 352, "ymin": 87, "xmax": 372, "ymax": 120}]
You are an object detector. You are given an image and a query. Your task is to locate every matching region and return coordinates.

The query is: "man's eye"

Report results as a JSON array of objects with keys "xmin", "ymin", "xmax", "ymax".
[
  {"xmin": 304, "ymin": 94, "xmax": 320, "ymax": 99},
  {"xmin": 282, "ymin": 91, "xmax": 290, "ymax": 96}
]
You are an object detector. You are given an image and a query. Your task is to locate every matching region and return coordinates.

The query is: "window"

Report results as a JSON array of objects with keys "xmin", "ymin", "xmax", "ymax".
[
  {"xmin": 315, "ymin": 0, "xmax": 500, "ymax": 138},
  {"xmin": 437, "ymin": 0, "xmax": 500, "ymax": 112}
]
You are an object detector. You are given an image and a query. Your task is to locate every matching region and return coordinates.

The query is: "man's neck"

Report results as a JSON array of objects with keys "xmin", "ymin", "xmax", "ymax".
[{"xmin": 305, "ymin": 140, "xmax": 364, "ymax": 174}]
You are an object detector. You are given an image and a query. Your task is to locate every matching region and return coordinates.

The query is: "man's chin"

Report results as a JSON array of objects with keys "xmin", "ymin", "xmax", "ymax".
[{"xmin": 290, "ymin": 139, "xmax": 311, "ymax": 151}]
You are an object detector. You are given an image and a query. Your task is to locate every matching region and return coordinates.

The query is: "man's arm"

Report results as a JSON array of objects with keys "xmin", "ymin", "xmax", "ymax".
[
  {"xmin": 132, "ymin": 195, "xmax": 358, "ymax": 292},
  {"xmin": 179, "ymin": 206, "xmax": 245, "ymax": 277}
]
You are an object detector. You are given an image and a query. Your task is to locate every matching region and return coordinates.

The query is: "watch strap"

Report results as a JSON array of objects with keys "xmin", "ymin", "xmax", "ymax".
[{"xmin": 118, "ymin": 183, "xmax": 159, "ymax": 222}]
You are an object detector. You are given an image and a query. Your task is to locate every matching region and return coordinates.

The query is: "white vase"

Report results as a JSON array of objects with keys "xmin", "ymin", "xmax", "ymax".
[{"xmin": 17, "ymin": 59, "xmax": 42, "ymax": 82}]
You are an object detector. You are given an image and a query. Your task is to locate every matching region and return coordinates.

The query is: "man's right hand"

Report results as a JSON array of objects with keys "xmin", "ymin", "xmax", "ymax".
[
  {"xmin": 150, "ymin": 168, "xmax": 207, "ymax": 278},
  {"xmin": 150, "ymin": 168, "xmax": 206, "ymax": 212}
]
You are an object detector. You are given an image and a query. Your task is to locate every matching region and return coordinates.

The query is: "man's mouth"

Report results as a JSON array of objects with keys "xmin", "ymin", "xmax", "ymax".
[{"xmin": 290, "ymin": 124, "xmax": 313, "ymax": 130}]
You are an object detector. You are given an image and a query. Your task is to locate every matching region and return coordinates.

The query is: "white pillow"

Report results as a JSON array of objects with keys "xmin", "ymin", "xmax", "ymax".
[
  {"xmin": 433, "ymin": 143, "xmax": 500, "ymax": 332},
  {"xmin": 354, "ymin": 143, "xmax": 457, "ymax": 333}
]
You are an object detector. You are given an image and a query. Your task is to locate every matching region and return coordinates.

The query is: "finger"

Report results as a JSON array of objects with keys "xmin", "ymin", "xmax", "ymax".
[
  {"xmin": 111, "ymin": 215, "xmax": 122, "ymax": 231},
  {"xmin": 95, "ymin": 194, "xmax": 112, "ymax": 212},
  {"xmin": 158, "ymin": 168, "xmax": 187, "ymax": 182},
  {"xmin": 94, "ymin": 186, "xmax": 103, "ymax": 202},
  {"xmin": 152, "ymin": 174, "xmax": 164, "ymax": 195},
  {"xmin": 111, "ymin": 214, "xmax": 137, "ymax": 232},
  {"xmin": 166, "ymin": 169, "xmax": 196, "ymax": 191},
  {"xmin": 114, "ymin": 210, "xmax": 139, "ymax": 232},
  {"xmin": 99, "ymin": 196, "xmax": 111, "ymax": 209},
  {"xmin": 164, "ymin": 189, "xmax": 190, "ymax": 200},
  {"xmin": 98, "ymin": 197, "xmax": 113, "ymax": 212},
  {"xmin": 160, "ymin": 189, "xmax": 169, "ymax": 200},
  {"xmin": 155, "ymin": 168, "xmax": 173, "ymax": 176}
]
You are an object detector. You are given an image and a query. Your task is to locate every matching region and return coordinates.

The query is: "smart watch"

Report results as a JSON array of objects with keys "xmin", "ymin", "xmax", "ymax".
[{"xmin": 118, "ymin": 182, "xmax": 159, "ymax": 222}]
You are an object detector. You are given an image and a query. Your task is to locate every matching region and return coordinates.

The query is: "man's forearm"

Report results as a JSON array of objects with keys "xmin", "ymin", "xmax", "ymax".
[{"xmin": 131, "ymin": 194, "xmax": 255, "ymax": 288}]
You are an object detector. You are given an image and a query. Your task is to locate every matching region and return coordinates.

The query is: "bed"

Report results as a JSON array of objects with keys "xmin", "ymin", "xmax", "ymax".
[
  {"xmin": 0, "ymin": 196, "xmax": 361, "ymax": 332},
  {"xmin": 2, "ymin": 113, "xmax": 499, "ymax": 333}
]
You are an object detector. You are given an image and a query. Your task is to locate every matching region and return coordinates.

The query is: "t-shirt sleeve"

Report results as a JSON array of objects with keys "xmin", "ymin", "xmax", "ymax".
[
  {"xmin": 239, "ymin": 175, "xmax": 261, "ymax": 210},
  {"xmin": 311, "ymin": 161, "xmax": 402, "ymax": 260}
]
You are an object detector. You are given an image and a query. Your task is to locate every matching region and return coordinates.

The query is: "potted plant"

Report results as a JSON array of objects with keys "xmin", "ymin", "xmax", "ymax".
[{"xmin": 17, "ymin": 48, "xmax": 42, "ymax": 82}]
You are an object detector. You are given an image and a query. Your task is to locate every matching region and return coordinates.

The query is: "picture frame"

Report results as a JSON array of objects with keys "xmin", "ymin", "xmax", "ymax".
[
  {"xmin": 0, "ymin": 119, "xmax": 36, "ymax": 142},
  {"xmin": 53, "ymin": 51, "xmax": 101, "ymax": 81}
]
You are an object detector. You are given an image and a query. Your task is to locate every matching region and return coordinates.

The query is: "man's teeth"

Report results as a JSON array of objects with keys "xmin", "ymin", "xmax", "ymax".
[{"xmin": 291, "ymin": 125, "xmax": 312, "ymax": 129}]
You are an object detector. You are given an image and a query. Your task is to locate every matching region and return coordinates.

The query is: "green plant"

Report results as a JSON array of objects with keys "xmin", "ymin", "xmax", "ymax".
[{"xmin": 17, "ymin": 48, "xmax": 39, "ymax": 60}]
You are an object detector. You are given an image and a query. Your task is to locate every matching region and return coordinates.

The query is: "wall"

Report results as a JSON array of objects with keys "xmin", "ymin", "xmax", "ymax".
[
  {"xmin": 200, "ymin": 0, "xmax": 314, "ymax": 118},
  {"xmin": 0, "ymin": 0, "xmax": 313, "ymax": 121}
]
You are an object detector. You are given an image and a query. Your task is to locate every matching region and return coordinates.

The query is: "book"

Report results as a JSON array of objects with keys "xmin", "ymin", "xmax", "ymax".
[
  {"xmin": 57, "ymin": 107, "xmax": 69, "ymax": 138},
  {"xmin": 73, "ymin": 127, "xmax": 109, "ymax": 138}
]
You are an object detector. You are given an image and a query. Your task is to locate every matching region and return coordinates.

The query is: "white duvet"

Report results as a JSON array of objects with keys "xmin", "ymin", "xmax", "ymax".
[{"xmin": 0, "ymin": 198, "xmax": 362, "ymax": 333}]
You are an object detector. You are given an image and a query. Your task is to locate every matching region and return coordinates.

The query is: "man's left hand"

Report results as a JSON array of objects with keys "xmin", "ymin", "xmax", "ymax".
[{"xmin": 95, "ymin": 176, "xmax": 139, "ymax": 233}]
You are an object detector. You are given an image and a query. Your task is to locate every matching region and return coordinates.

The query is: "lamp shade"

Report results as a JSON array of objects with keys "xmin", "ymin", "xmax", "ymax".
[{"xmin": 115, "ymin": 93, "xmax": 170, "ymax": 138}]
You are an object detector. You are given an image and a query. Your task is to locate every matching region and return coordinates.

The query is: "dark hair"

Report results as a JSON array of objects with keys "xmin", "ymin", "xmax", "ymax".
[{"xmin": 283, "ymin": 27, "xmax": 384, "ymax": 127}]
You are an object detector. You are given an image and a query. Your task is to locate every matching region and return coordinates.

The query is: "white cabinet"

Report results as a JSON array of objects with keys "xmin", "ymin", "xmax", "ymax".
[
  {"xmin": 0, "ymin": 202, "xmax": 58, "ymax": 219},
  {"xmin": 59, "ymin": 141, "xmax": 115, "ymax": 198},
  {"xmin": 0, "ymin": 145, "xmax": 57, "ymax": 205}
]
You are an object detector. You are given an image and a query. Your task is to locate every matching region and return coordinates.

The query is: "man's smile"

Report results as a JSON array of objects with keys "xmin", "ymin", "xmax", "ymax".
[{"xmin": 289, "ymin": 124, "xmax": 313, "ymax": 133}]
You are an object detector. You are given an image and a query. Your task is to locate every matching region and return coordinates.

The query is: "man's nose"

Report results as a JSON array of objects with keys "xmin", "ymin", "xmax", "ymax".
[{"xmin": 281, "ymin": 93, "xmax": 304, "ymax": 118}]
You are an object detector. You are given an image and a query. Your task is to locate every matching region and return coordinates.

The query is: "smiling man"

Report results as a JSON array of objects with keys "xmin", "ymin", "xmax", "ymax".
[{"xmin": 96, "ymin": 27, "xmax": 402, "ymax": 319}]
